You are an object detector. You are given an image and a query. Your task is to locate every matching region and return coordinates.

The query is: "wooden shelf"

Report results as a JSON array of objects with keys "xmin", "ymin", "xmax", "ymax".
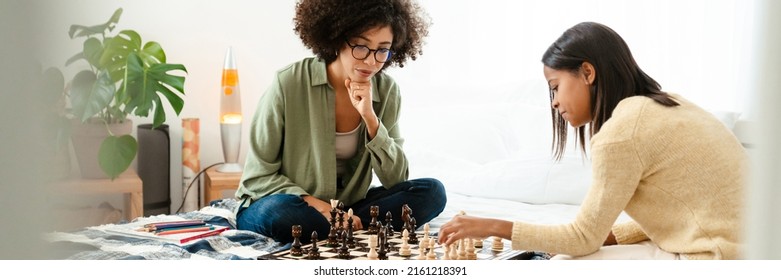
[{"xmin": 51, "ymin": 170, "xmax": 143, "ymax": 222}]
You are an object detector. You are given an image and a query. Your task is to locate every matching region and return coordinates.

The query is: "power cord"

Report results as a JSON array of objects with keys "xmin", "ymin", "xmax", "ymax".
[{"xmin": 175, "ymin": 162, "xmax": 225, "ymax": 214}]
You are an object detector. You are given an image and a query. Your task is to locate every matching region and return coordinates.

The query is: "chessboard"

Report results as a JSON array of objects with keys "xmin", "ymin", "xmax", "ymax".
[{"xmin": 258, "ymin": 229, "xmax": 533, "ymax": 260}]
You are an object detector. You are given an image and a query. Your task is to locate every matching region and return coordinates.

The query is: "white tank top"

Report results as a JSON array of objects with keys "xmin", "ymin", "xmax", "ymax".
[{"xmin": 335, "ymin": 124, "xmax": 361, "ymax": 177}]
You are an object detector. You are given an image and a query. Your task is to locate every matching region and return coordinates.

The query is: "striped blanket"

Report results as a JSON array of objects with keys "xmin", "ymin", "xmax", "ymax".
[{"xmin": 44, "ymin": 199, "xmax": 285, "ymax": 260}]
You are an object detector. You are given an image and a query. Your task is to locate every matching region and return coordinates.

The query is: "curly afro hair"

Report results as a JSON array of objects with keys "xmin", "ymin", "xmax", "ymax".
[{"xmin": 294, "ymin": 0, "xmax": 430, "ymax": 71}]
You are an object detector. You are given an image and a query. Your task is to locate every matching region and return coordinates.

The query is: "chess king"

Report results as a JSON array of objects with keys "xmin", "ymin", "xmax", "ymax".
[{"xmin": 233, "ymin": 0, "xmax": 446, "ymax": 244}]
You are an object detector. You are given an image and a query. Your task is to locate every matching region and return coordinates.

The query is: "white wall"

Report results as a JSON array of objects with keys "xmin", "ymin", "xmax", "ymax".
[{"xmin": 38, "ymin": 0, "xmax": 759, "ymax": 213}]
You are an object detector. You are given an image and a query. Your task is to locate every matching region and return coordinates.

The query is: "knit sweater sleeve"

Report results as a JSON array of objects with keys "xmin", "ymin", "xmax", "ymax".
[
  {"xmin": 612, "ymin": 220, "xmax": 650, "ymax": 244},
  {"xmin": 511, "ymin": 101, "xmax": 646, "ymax": 256}
]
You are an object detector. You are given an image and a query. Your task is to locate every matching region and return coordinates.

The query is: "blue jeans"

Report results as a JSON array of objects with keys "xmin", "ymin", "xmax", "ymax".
[{"xmin": 236, "ymin": 178, "xmax": 446, "ymax": 244}]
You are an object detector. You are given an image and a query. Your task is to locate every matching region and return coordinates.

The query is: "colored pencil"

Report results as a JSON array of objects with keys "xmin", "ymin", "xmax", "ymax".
[
  {"xmin": 180, "ymin": 227, "xmax": 229, "ymax": 244},
  {"xmin": 156, "ymin": 226, "xmax": 214, "ymax": 236}
]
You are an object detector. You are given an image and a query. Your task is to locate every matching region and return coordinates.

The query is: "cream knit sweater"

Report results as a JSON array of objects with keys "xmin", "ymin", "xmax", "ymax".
[{"xmin": 511, "ymin": 94, "xmax": 748, "ymax": 259}]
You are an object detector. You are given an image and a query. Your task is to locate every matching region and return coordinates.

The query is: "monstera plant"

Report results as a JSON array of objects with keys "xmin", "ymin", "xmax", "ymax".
[{"xmin": 67, "ymin": 8, "xmax": 187, "ymax": 179}]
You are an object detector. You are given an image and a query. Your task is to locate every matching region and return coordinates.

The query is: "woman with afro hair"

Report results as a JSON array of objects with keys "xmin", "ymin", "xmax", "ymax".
[{"xmin": 235, "ymin": 0, "xmax": 446, "ymax": 244}]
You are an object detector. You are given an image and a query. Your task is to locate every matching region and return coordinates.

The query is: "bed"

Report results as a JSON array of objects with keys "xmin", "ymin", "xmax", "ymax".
[{"xmin": 43, "ymin": 82, "xmax": 750, "ymax": 260}]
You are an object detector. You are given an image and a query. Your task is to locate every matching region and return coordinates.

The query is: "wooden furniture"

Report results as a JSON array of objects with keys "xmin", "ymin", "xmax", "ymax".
[
  {"xmin": 53, "ymin": 169, "xmax": 143, "ymax": 222},
  {"xmin": 204, "ymin": 166, "xmax": 242, "ymax": 205}
]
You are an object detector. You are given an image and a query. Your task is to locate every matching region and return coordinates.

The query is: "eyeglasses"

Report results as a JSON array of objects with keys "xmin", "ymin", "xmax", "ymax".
[{"xmin": 345, "ymin": 40, "xmax": 393, "ymax": 63}]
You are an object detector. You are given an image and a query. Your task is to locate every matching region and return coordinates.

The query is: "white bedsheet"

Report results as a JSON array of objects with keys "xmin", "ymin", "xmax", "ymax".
[{"xmin": 428, "ymin": 192, "xmax": 631, "ymax": 232}]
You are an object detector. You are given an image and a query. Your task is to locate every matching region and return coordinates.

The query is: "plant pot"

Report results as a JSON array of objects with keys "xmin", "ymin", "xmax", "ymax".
[{"xmin": 70, "ymin": 118, "xmax": 133, "ymax": 179}]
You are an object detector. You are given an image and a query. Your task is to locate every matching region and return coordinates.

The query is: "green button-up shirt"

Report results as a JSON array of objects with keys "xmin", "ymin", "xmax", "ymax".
[{"xmin": 235, "ymin": 57, "xmax": 409, "ymax": 206}]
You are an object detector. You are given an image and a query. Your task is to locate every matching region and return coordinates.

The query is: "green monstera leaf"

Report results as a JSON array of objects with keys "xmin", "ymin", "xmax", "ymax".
[
  {"xmin": 70, "ymin": 70, "xmax": 115, "ymax": 122},
  {"xmin": 98, "ymin": 134, "xmax": 137, "ymax": 180},
  {"xmin": 122, "ymin": 51, "xmax": 186, "ymax": 128}
]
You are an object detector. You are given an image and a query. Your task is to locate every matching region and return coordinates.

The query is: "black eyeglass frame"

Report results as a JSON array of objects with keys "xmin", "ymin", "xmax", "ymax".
[{"xmin": 345, "ymin": 40, "xmax": 393, "ymax": 63}]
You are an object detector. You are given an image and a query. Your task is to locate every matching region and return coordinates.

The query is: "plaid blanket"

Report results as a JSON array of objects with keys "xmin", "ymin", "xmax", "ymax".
[{"xmin": 44, "ymin": 199, "xmax": 286, "ymax": 260}]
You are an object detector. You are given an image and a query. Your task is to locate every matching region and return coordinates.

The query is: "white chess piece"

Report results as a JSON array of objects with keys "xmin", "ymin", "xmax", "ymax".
[
  {"xmin": 442, "ymin": 242, "xmax": 450, "ymax": 260},
  {"xmin": 426, "ymin": 238, "xmax": 437, "ymax": 260},
  {"xmin": 457, "ymin": 239, "xmax": 467, "ymax": 260},
  {"xmin": 474, "ymin": 238, "xmax": 484, "ymax": 248},
  {"xmin": 449, "ymin": 243, "xmax": 458, "ymax": 260},
  {"xmin": 399, "ymin": 229, "xmax": 411, "ymax": 257},
  {"xmin": 492, "ymin": 236, "xmax": 503, "ymax": 251},
  {"xmin": 367, "ymin": 235, "xmax": 378, "ymax": 260},
  {"xmin": 416, "ymin": 240, "xmax": 427, "ymax": 260},
  {"xmin": 466, "ymin": 238, "xmax": 477, "ymax": 260}
]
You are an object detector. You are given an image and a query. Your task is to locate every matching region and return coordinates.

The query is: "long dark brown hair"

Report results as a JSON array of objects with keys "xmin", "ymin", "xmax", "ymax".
[{"xmin": 541, "ymin": 22, "xmax": 679, "ymax": 160}]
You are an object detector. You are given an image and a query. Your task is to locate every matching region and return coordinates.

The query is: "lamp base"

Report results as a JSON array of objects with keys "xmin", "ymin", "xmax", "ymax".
[{"xmin": 217, "ymin": 163, "xmax": 243, "ymax": 173}]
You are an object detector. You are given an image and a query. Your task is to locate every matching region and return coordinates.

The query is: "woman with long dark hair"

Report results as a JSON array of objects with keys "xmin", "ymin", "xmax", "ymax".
[{"xmin": 438, "ymin": 22, "xmax": 747, "ymax": 260}]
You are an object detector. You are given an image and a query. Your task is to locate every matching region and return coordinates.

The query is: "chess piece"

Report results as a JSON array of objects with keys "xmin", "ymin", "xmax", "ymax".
[
  {"xmin": 337, "ymin": 208, "xmax": 345, "ymax": 236},
  {"xmin": 368, "ymin": 205, "xmax": 379, "ymax": 234},
  {"xmin": 399, "ymin": 229, "xmax": 411, "ymax": 257},
  {"xmin": 308, "ymin": 231, "xmax": 320, "ymax": 259},
  {"xmin": 466, "ymin": 238, "xmax": 477, "ymax": 260},
  {"xmin": 291, "ymin": 225, "xmax": 303, "ymax": 257},
  {"xmin": 420, "ymin": 223, "xmax": 430, "ymax": 247},
  {"xmin": 377, "ymin": 228, "xmax": 388, "ymax": 260},
  {"xmin": 384, "ymin": 211, "xmax": 395, "ymax": 236},
  {"xmin": 408, "ymin": 217, "xmax": 418, "ymax": 244},
  {"xmin": 400, "ymin": 204, "xmax": 411, "ymax": 238},
  {"xmin": 457, "ymin": 239, "xmax": 467, "ymax": 260},
  {"xmin": 367, "ymin": 235, "xmax": 378, "ymax": 260},
  {"xmin": 442, "ymin": 241, "xmax": 450, "ymax": 260},
  {"xmin": 426, "ymin": 238, "xmax": 437, "ymax": 260},
  {"xmin": 338, "ymin": 231, "xmax": 350, "ymax": 259},
  {"xmin": 329, "ymin": 200, "xmax": 338, "ymax": 228},
  {"xmin": 449, "ymin": 243, "xmax": 458, "ymax": 260},
  {"xmin": 416, "ymin": 240, "xmax": 427, "ymax": 260},
  {"xmin": 327, "ymin": 224, "xmax": 338, "ymax": 247},
  {"xmin": 474, "ymin": 238, "xmax": 483, "ymax": 248},
  {"xmin": 492, "ymin": 236, "xmax": 504, "ymax": 251},
  {"xmin": 346, "ymin": 210, "xmax": 355, "ymax": 248}
]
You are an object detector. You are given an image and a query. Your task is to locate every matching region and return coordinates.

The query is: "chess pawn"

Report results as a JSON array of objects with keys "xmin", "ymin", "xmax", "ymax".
[
  {"xmin": 457, "ymin": 239, "xmax": 467, "ymax": 260},
  {"xmin": 367, "ymin": 235, "xmax": 378, "ymax": 260},
  {"xmin": 368, "ymin": 205, "xmax": 379, "ymax": 234},
  {"xmin": 290, "ymin": 225, "xmax": 303, "ymax": 257},
  {"xmin": 492, "ymin": 236, "xmax": 504, "ymax": 251},
  {"xmin": 426, "ymin": 238, "xmax": 437, "ymax": 260},
  {"xmin": 416, "ymin": 240, "xmax": 427, "ymax": 260},
  {"xmin": 449, "ymin": 243, "xmax": 458, "ymax": 260},
  {"xmin": 442, "ymin": 242, "xmax": 450, "ymax": 260},
  {"xmin": 308, "ymin": 231, "xmax": 320, "ymax": 259},
  {"xmin": 399, "ymin": 229, "xmax": 411, "ymax": 257},
  {"xmin": 338, "ymin": 231, "xmax": 350, "ymax": 259}
]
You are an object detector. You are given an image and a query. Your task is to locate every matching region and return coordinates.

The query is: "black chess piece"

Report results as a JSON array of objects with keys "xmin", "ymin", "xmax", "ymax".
[
  {"xmin": 408, "ymin": 216, "xmax": 418, "ymax": 244},
  {"xmin": 291, "ymin": 225, "xmax": 303, "ymax": 257},
  {"xmin": 338, "ymin": 231, "xmax": 350, "ymax": 259},
  {"xmin": 377, "ymin": 227, "xmax": 388, "ymax": 260},
  {"xmin": 329, "ymin": 206, "xmax": 337, "ymax": 228},
  {"xmin": 368, "ymin": 205, "xmax": 379, "ymax": 234},
  {"xmin": 337, "ymin": 209, "xmax": 345, "ymax": 236},
  {"xmin": 346, "ymin": 215, "xmax": 355, "ymax": 248},
  {"xmin": 384, "ymin": 211, "xmax": 395, "ymax": 237},
  {"xmin": 327, "ymin": 224, "xmax": 339, "ymax": 247},
  {"xmin": 308, "ymin": 231, "xmax": 320, "ymax": 259}
]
